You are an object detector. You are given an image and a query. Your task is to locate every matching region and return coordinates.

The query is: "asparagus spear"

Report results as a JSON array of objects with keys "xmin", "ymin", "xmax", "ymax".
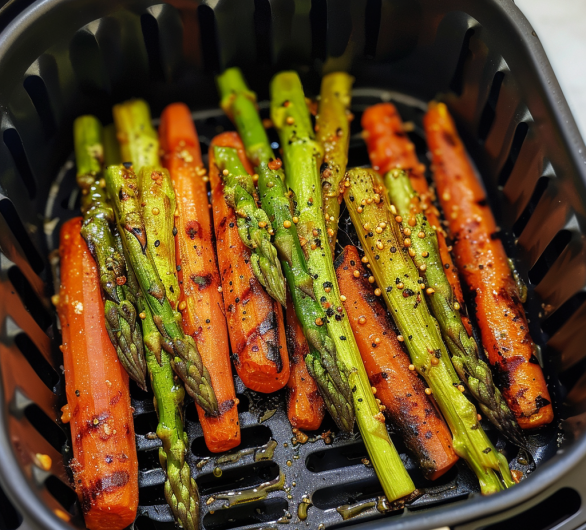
[
  {"xmin": 105, "ymin": 164, "xmax": 219, "ymax": 416},
  {"xmin": 385, "ymin": 169, "xmax": 526, "ymax": 449},
  {"xmin": 214, "ymin": 146, "xmax": 287, "ymax": 307},
  {"xmin": 270, "ymin": 71, "xmax": 415, "ymax": 501},
  {"xmin": 73, "ymin": 116, "xmax": 147, "ymax": 390},
  {"xmin": 113, "ymin": 100, "xmax": 181, "ymax": 313},
  {"xmin": 138, "ymin": 296, "xmax": 199, "ymax": 530},
  {"xmin": 217, "ymin": 68, "xmax": 355, "ymax": 433},
  {"xmin": 344, "ymin": 167, "xmax": 515, "ymax": 494},
  {"xmin": 315, "ymin": 73, "xmax": 354, "ymax": 254},
  {"xmin": 215, "ymin": 145, "xmax": 354, "ymax": 431}
]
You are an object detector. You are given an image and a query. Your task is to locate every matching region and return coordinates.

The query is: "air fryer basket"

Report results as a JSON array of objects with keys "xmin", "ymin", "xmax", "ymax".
[{"xmin": 1, "ymin": 0, "xmax": 586, "ymax": 529}]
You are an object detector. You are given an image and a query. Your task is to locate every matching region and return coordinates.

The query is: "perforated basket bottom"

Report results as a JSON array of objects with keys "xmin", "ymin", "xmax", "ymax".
[{"xmin": 44, "ymin": 89, "xmax": 562, "ymax": 530}]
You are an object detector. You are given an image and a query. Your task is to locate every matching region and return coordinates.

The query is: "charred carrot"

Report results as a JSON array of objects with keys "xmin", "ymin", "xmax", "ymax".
[
  {"xmin": 57, "ymin": 217, "xmax": 138, "ymax": 530},
  {"xmin": 209, "ymin": 132, "xmax": 289, "ymax": 393},
  {"xmin": 362, "ymin": 103, "xmax": 468, "ymax": 331},
  {"xmin": 285, "ymin": 293, "xmax": 325, "ymax": 431},
  {"xmin": 336, "ymin": 245, "xmax": 458, "ymax": 480},
  {"xmin": 159, "ymin": 103, "xmax": 240, "ymax": 453},
  {"xmin": 424, "ymin": 102, "xmax": 553, "ymax": 429}
]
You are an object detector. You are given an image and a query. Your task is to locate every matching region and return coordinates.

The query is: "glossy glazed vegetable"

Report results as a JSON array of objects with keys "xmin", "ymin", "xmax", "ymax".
[
  {"xmin": 424, "ymin": 102, "xmax": 553, "ymax": 429},
  {"xmin": 209, "ymin": 132, "xmax": 290, "ymax": 393},
  {"xmin": 271, "ymin": 71, "xmax": 416, "ymax": 502},
  {"xmin": 344, "ymin": 167, "xmax": 514, "ymax": 495},
  {"xmin": 315, "ymin": 72, "xmax": 354, "ymax": 253},
  {"xmin": 160, "ymin": 103, "xmax": 240, "ymax": 453},
  {"xmin": 385, "ymin": 169, "xmax": 525, "ymax": 448},
  {"xmin": 362, "ymin": 103, "xmax": 468, "ymax": 331},
  {"xmin": 216, "ymin": 68, "xmax": 354, "ymax": 431},
  {"xmin": 285, "ymin": 294, "xmax": 326, "ymax": 431},
  {"xmin": 336, "ymin": 245, "xmax": 459, "ymax": 480},
  {"xmin": 57, "ymin": 217, "xmax": 138, "ymax": 530}
]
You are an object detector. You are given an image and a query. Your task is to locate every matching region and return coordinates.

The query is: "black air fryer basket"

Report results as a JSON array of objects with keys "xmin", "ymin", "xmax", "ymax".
[{"xmin": 1, "ymin": 0, "xmax": 586, "ymax": 529}]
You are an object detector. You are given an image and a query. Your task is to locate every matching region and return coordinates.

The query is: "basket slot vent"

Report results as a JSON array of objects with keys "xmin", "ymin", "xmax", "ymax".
[
  {"xmin": 44, "ymin": 475, "xmax": 77, "ymax": 515},
  {"xmin": 23, "ymin": 404, "xmax": 66, "ymax": 453},
  {"xmin": 528, "ymin": 229, "xmax": 572, "ymax": 286},
  {"xmin": 14, "ymin": 333, "xmax": 59, "ymax": 392},
  {"xmin": 141, "ymin": 13, "xmax": 165, "ymax": 82},
  {"xmin": 513, "ymin": 175, "xmax": 550, "ymax": 237},
  {"xmin": 482, "ymin": 487, "xmax": 580, "ymax": 530},
  {"xmin": 133, "ymin": 410, "xmax": 159, "ymax": 437},
  {"xmin": 498, "ymin": 121, "xmax": 528, "ymax": 187},
  {"xmin": 254, "ymin": 0, "xmax": 272, "ymax": 65},
  {"xmin": 138, "ymin": 448, "xmax": 161, "ymax": 473},
  {"xmin": 305, "ymin": 440, "xmax": 368, "ymax": 473},
  {"xmin": 198, "ymin": 5, "xmax": 220, "ymax": 73},
  {"xmin": 192, "ymin": 424, "xmax": 272, "ymax": 459},
  {"xmin": 70, "ymin": 24, "xmax": 110, "ymax": 95},
  {"xmin": 0, "ymin": 199, "xmax": 43, "ymax": 274},
  {"xmin": 197, "ymin": 460, "xmax": 280, "ymax": 495},
  {"xmin": 477, "ymin": 71, "xmax": 505, "ymax": 143},
  {"xmin": 311, "ymin": 475, "xmax": 384, "ymax": 510},
  {"xmin": 0, "ymin": 481, "xmax": 22, "ymax": 530},
  {"xmin": 449, "ymin": 27, "xmax": 475, "ymax": 96},
  {"xmin": 2, "ymin": 130, "xmax": 36, "ymax": 200},
  {"xmin": 542, "ymin": 291, "xmax": 586, "ymax": 338},
  {"xmin": 203, "ymin": 497, "xmax": 288, "ymax": 530},
  {"xmin": 364, "ymin": 0, "xmax": 381, "ymax": 58},
  {"xmin": 310, "ymin": 0, "xmax": 327, "ymax": 61},
  {"xmin": 7, "ymin": 265, "xmax": 52, "ymax": 333},
  {"xmin": 23, "ymin": 76, "xmax": 56, "ymax": 138}
]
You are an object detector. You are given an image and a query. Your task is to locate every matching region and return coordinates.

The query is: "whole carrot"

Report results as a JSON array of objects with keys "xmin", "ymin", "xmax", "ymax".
[
  {"xmin": 424, "ymin": 102, "xmax": 553, "ymax": 429},
  {"xmin": 285, "ymin": 293, "xmax": 325, "ymax": 431},
  {"xmin": 336, "ymin": 245, "xmax": 458, "ymax": 480},
  {"xmin": 362, "ymin": 103, "xmax": 468, "ymax": 331},
  {"xmin": 209, "ymin": 132, "xmax": 289, "ymax": 393},
  {"xmin": 159, "ymin": 103, "xmax": 240, "ymax": 453},
  {"xmin": 57, "ymin": 217, "xmax": 138, "ymax": 530}
]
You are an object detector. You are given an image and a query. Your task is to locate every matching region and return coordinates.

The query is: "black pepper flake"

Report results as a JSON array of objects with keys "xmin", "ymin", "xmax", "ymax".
[
  {"xmin": 375, "ymin": 255, "xmax": 380, "ymax": 260},
  {"xmin": 482, "ymin": 447, "xmax": 492, "ymax": 454},
  {"xmin": 154, "ymin": 240, "xmax": 160, "ymax": 248},
  {"xmin": 352, "ymin": 385, "xmax": 357, "ymax": 392},
  {"xmin": 403, "ymin": 289, "xmax": 415, "ymax": 298},
  {"xmin": 340, "ymin": 336, "xmax": 347, "ymax": 340},
  {"xmin": 235, "ymin": 297, "xmax": 240, "ymax": 303},
  {"xmin": 320, "ymin": 296, "xmax": 327, "ymax": 303},
  {"xmin": 386, "ymin": 286, "xmax": 392, "ymax": 292},
  {"xmin": 350, "ymin": 260, "xmax": 356, "ymax": 266},
  {"xmin": 172, "ymin": 227, "xmax": 178, "ymax": 236},
  {"xmin": 444, "ymin": 263, "xmax": 450, "ymax": 269},
  {"xmin": 206, "ymin": 319, "xmax": 210, "ymax": 324},
  {"xmin": 323, "ymin": 281, "xmax": 333, "ymax": 289},
  {"xmin": 335, "ymin": 314, "xmax": 342, "ymax": 321},
  {"xmin": 177, "ymin": 265, "xmax": 182, "ymax": 271},
  {"xmin": 326, "ymin": 308, "xmax": 335, "ymax": 317},
  {"xmin": 391, "ymin": 247, "xmax": 397, "ymax": 253},
  {"xmin": 350, "ymin": 196, "xmax": 355, "ymax": 202},
  {"xmin": 479, "ymin": 264, "xmax": 484, "ymax": 269},
  {"xmin": 358, "ymin": 398, "xmax": 363, "ymax": 402},
  {"xmin": 75, "ymin": 390, "xmax": 80, "ymax": 397},
  {"xmin": 229, "ymin": 222, "xmax": 235, "ymax": 228}
]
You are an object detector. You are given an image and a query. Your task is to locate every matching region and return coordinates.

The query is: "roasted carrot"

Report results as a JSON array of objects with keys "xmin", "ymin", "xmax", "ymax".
[
  {"xmin": 159, "ymin": 103, "xmax": 240, "ymax": 453},
  {"xmin": 56, "ymin": 217, "xmax": 138, "ymax": 530},
  {"xmin": 362, "ymin": 103, "xmax": 469, "ymax": 333},
  {"xmin": 209, "ymin": 132, "xmax": 289, "ymax": 392},
  {"xmin": 335, "ymin": 245, "xmax": 458, "ymax": 480},
  {"xmin": 285, "ymin": 293, "xmax": 325, "ymax": 431},
  {"xmin": 424, "ymin": 102, "xmax": 553, "ymax": 429}
]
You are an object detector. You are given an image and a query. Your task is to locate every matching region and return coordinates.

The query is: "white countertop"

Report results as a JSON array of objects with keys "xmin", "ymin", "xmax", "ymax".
[{"xmin": 516, "ymin": 0, "xmax": 586, "ymax": 141}]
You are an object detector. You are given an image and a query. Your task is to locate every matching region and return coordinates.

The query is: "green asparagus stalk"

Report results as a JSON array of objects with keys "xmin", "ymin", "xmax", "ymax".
[
  {"xmin": 214, "ymin": 146, "xmax": 287, "ymax": 306},
  {"xmin": 385, "ymin": 169, "xmax": 526, "ymax": 449},
  {"xmin": 105, "ymin": 164, "xmax": 219, "ymax": 416},
  {"xmin": 215, "ymin": 145, "xmax": 354, "ymax": 430},
  {"xmin": 344, "ymin": 167, "xmax": 515, "ymax": 494},
  {"xmin": 270, "ymin": 71, "xmax": 415, "ymax": 501},
  {"xmin": 217, "ymin": 68, "xmax": 355, "ymax": 433},
  {"xmin": 103, "ymin": 123, "xmax": 122, "ymax": 167},
  {"xmin": 315, "ymin": 72, "xmax": 354, "ymax": 254},
  {"xmin": 73, "ymin": 115, "xmax": 147, "ymax": 390},
  {"xmin": 139, "ymin": 295, "xmax": 199, "ymax": 530},
  {"xmin": 113, "ymin": 100, "xmax": 181, "ymax": 313}
]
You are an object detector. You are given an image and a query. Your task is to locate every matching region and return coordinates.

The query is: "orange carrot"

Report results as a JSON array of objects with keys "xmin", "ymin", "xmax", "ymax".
[
  {"xmin": 424, "ymin": 102, "xmax": 553, "ymax": 429},
  {"xmin": 57, "ymin": 217, "xmax": 138, "ymax": 530},
  {"xmin": 159, "ymin": 103, "xmax": 240, "ymax": 453},
  {"xmin": 336, "ymin": 245, "xmax": 458, "ymax": 480},
  {"xmin": 209, "ymin": 132, "xmax": 289, "ymax": 392},
  {"xmin": 362, "ymin": 103, "xmax": 469, "ymax": 333},
  {"xmin": 285, "ymin": 293, "xmax": 325, "ymax": 431}
]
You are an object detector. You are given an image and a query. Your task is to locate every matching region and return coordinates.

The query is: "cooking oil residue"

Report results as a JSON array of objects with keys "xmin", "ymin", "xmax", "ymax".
[
  {"xmin": 336, "ymin": 500, "xmax": 376, "ymax": 520},
  {"xmin": 217, "ymin": 447, "xmax": 255, "ymax": 465},
  {"xmin": 276, "ymin": 511, "xmax": 292, "ymax": 524},
  {"xmin": 213, "ymin": 472, "xmax": 285, "ymax": 507},
  {"xmin": 297, "ymin": 496, "xmax": 313, "ymax": 521},
  {"xmin": 254, "ymin": 439, "xmax": 277, "ymax": 461},
  {"xmin": 196, "ymin": 457, "xmax": 211, "ymax": 470},
  {"xmin": 259, "ymin": 408, "xmax": 277, "ymax": 423},
  {"xmin": 213, "ymin": 467, "xmax": 222, "ymax": 477}
]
